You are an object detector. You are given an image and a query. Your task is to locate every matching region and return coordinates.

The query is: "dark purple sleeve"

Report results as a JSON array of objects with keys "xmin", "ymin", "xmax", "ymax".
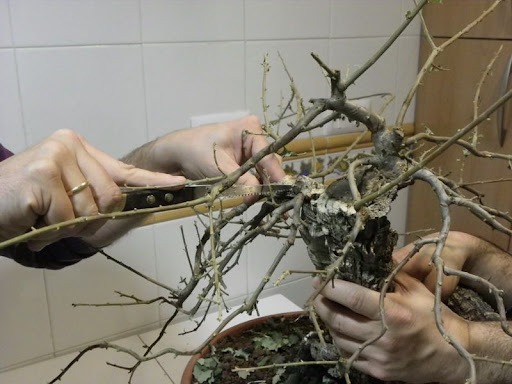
[
  {"xmin": 0, "ymin": 143, "xmax": 97, "ymax": 269},
  {"xmin": 0, "ymin": 143, "xmax": 14, "ymax": 160}
]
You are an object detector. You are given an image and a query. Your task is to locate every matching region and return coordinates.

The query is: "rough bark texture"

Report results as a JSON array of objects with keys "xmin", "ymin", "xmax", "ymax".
[
  {"xmin": 296, "ymin": 163, "xmax": 496, "ymax": 383},
  {"xmin": 301, "ymin": 197, "xmax": 396, "ymax": 291},
  {"xmin": 297, "ymin": 166, "xmax": 401, "ymax": 383},
  {"xmin": 448, "ymin": 286, "xmax": 497, "ymax": 322}
]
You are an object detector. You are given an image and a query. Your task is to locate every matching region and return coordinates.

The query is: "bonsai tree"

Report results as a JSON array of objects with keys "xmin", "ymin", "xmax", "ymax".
[{"xmin": 2, "ymin": 1, "xmax": 511, "ymax": 383}]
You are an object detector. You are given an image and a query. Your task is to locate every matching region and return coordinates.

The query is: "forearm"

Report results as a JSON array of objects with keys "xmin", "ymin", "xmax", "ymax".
[
  {"xmin": 466, "ymin": 321, "xmax": 512, "ymax": 383},
  {"xmin": 462, "ymin": 236, "xmax": 512, "ymax": 310},
  {"xmin": 121, "ymin": 139, "xmax": 161, "ymax": 171},
  {"xmin": 121, "ymin": 132, "xmax": 183, "ymax": 175}
]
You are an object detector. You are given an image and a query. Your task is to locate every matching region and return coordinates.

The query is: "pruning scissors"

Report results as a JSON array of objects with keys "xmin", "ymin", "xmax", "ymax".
[{"xmin": 120, "ymin": 184, "xmax": 294, "ymax": 212}]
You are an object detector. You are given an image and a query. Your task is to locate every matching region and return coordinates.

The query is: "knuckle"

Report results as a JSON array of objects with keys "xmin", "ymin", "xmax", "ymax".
[
  {"xmin": 51, "ymin": 128, "xmax": 81, "ymax": 143},
  {"xmin": 39, "ymin": 139, "xmax": 72, "ymax": 161},
  {"xmin": 23, "ymin": 190, "xmax": 40, "ymax": 214},
  {"xmin": 333, "ymin": 339, "xmax": 349, "ymax": 355},
  {"xmin": 108, "ymin": 185, "xmax": 124, "ymax": 207},
  {"xmin": 388, "ymin": 305, "xmax": 414, "ymax": 327},
  {"xmin": 382, "ymin": 339, "xmax": 401, "ymax": 355},
  {"xmin": 96, "ymin": 183, "xmax": 123, "ymax": 212},
  {"xmin": 117, "ymin": 164, "xmax": 136, "ymax": 185},
  {"xmin": 26, "ymin": 157, "xmax": 61, "ymax": 182},
  {"xmin": 81, "ymin": 201, "xmax": 99, "ymax": 217},
  {"xmin": 243, "ymin": 115, "xmax": 262, "ymax": 131},
  {"xmin": 332, "ymin": 320, "xmax": 345, "ymax": 335},
  {"xmin": 370, "ymin": 366, "xmax": 394, "ymax": 382},
  {"xmin": 345, "ymin": 290, "xmax": 366, "ymax": 313},
  {"xmin": 365, "ymin": 360, "xmax": 397, "ymax": 382}
]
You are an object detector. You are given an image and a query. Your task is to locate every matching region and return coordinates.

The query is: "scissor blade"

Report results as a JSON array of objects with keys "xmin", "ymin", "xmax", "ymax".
[{"xmin": 220, "ymin": 184, "xmax": 293, "ymax": 198}]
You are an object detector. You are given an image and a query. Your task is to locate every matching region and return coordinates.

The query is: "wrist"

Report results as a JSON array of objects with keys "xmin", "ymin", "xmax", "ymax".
[
  {"xmin": 145, "ymin": 132, "xmax": 183, "ymax": 174},
  {"xmin": 456, "ymin": 232, "xmax": 483, "ymax": 274},
  {"xmin": 439, "ymin": 316, "xmax": 472, "ymax": 383},
  {"xmin": 466, "ymin": 320, "xmax": 489, "ymax": 357}
]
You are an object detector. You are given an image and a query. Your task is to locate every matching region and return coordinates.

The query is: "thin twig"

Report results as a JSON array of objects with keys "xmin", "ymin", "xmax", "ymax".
[{"xmin": 472, "ymin": 45, "xmax": 503, "ymax": 147}]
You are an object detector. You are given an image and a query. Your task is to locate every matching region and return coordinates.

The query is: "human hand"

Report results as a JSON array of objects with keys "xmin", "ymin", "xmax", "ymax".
[
  {"xmin": 393, "ymin": 232, "xmax": 472, "ymax": 299},
  {"xmin": 0, "ymin": 129, "xmax": 185, "ymax": 250},
  {"xmin": 148, "ymin": 115, "xmax": 285, "ymax": 187},
  {"xmin": 313, "ymin": 274, "xmax": 470, "ymax": 383}
]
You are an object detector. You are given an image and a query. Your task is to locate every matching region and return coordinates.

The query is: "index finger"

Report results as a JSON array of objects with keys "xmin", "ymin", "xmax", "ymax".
[
  {"xmin": 81, "ymin": 139, "xmax": 186, "ymax": 187},
  {"xmin": 314, "ymin": 278, "xmax": 381, "ymax": 320}
]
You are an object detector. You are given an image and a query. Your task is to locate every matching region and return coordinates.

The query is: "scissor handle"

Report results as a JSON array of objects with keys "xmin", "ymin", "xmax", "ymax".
[{"xmin": 122, "ymin": 187, "xmax": 203, "ymax": 212}]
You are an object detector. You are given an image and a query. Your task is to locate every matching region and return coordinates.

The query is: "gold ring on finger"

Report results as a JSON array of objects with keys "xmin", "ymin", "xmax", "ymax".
[{"xmin": 67, "ymin": 180, "xmax": 90, "ymax": 196}]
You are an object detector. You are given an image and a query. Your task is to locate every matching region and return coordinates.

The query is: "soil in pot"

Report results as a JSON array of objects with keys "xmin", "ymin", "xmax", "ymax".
[{"xmin": 189, "ymin": 313, "xmax": 401, "ymax": 384}]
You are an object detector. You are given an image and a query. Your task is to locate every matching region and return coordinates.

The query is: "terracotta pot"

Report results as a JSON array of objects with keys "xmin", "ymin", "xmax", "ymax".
[{"xmin": 181, "ymin": 310, "xmax": 306, "ymax": 384}]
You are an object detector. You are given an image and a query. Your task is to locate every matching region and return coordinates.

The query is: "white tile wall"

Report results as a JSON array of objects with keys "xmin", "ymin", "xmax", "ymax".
[
  {"xmin": 245, "ymin": 203, "xmax": 313, "ymax": 292},
  {"xmin": 259, "ymin": 277, "xmax": 312, "ymax": 308},
  {"xmin": 153, "ymin": 214, "xmax": 248, "ymax": 320},
  {"xmin": 245, "ymin": 39, "xmax": 329, "ymax": 138},
  {"xmin": 16, "ymin": 45, "xmax": 148, "ymax": 158},
  {"xmin": 0, "ymin": 0, "xmax": 420, "ymax": 372},
  {"xmin": 44, "ymin": 227, "xmax": 159, "ymax": 352},
  {"xmin": 0, "ymin": 259, "xmax": 53, "ymax": 370},
  {"xmin": 331, "ymin": 0, "xmax": 403, "ymax": 38},
  {"xmin": 0, "ymin": 0, "xmax": 12, "ymax": 47},
  {"xmin": 245, "ymin": 0, "xmax": 330, "ymax": 40},
  {"xmin": 396, "ymin": 35, "xmax": 421, "ymax": 125},
  {"xmin": 402, "ymin": 0, "xmax": 423, "ymax": 36},
  {"xmin": 141, "ymin": 0, "xmax": 244, "ymax": 42},
  {"xmin": 330, "ymin": 37, "xmax": 399, "ymax": 124},
  {"xmin": 0, "ymin": 49, "xmax": 25, "ymax": 152},
  {"xmin": 143, "ymin": 42, "xmax": 245, "ymax": 140},
  {"xmin": 9, "ymin": 0, "xmax": 141, "ymax": 47}
]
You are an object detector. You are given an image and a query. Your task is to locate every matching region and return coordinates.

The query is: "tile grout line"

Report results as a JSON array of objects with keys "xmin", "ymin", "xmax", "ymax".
[
  {"xmin": 0, "ymin": 34, "xmax": 429, "ymax": 51},
  {"xmin": 327, "ymin": 0, "xmax": 333, "ymax": 134},
  {"xmin": 6, "ymin": 0, "xmax": 14, "ymax": 47},
  {"xmin": 329, "ymin": 0, "xmax": 333, "ymax": 40},
  {"xmin": 0, "ymin": 34, "xmax": 423, "ymax": 54},
  {"xmin": 7, "ymin": 0, "xmax": 29, "ymax": 149},
  {"xmin": 137, "ymin": 0, "xmax": 150, "ymax": 144},
  {"xmin": 328, "ymin": 0, "xmax": 333, "ymax": 94},
  {"xmin": 137, "ymin": 0, "xmax": 163, "ymax": 328},
  {"xmin": 243, "ymin": 0, "xmax": 250, "ymax": 298},
  {"xmin": 243, "ymin": 0, "xmax": 247, "ymax": 111},
  {"xmin": 394, "ymin": 0, "xmax": 406, "ymax": 122},
  {"xmin": 42, "ymin": 270, "xmax": 58, "ymax": 357}
]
